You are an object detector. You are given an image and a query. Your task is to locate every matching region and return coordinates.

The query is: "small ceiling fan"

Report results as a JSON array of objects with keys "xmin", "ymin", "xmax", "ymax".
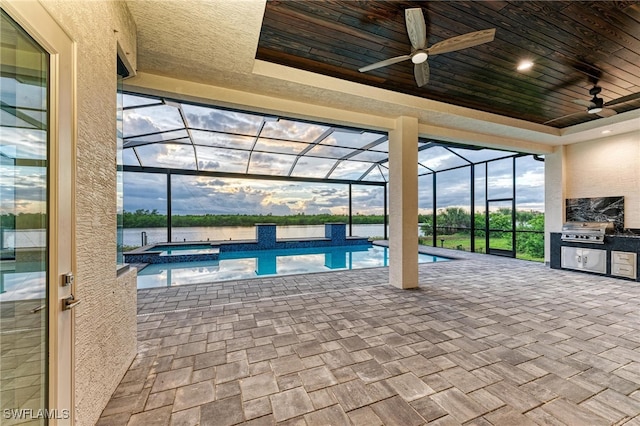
[
  {"xmin": 358, "ymin": 8, "xmax": 496, "ymax": 87},
  {"xmin": 544, "ymin": 85, "xmax": 640, "ymax": 125},
  {"xmin": 573, "ymin": 85, "xmax": 616, "ymax": 117}
]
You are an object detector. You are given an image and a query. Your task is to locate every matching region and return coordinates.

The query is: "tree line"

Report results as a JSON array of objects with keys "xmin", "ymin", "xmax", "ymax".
[
  {"xmin": 119, "ymin": 209, "xmax": 418, "ymax": 228},
  {"xmin": 420, "ymin": 207, "xmax": 544, "ymax": 259},
  {"xmin": 0, "ymin": 210, "xmax": 432, "ymax": 229},
  {"xmin": 0, "ymin": 213, "xmax": 46, "ymax": 229},
  {"xmin": 419, "ymin": 207, "xmax": 544, "ymax": 235}
]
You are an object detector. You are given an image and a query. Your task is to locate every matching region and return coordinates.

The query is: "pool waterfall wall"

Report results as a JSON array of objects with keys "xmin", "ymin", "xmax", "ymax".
[{"xmin": 124, "ymin": 223, "xmax": 370, "ymax": 265}]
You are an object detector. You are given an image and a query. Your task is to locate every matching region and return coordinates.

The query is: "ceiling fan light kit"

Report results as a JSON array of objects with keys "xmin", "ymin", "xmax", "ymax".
[
  {"xmin": 588, "ymin": 97, "xmax": 603, "ymax": 114},
  {"xmin": 411, "ymin": 51, "xmax": 428, "ymax": 64},
  {"xmin": 358, "ymin": 7, "xmax": 496, "ymax": 87}
]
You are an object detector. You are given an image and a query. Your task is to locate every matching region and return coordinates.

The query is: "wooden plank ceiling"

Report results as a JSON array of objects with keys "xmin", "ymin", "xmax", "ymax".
[{"xmin": 257, "ymin": 1, "xmax": 640, "ymax": 128}]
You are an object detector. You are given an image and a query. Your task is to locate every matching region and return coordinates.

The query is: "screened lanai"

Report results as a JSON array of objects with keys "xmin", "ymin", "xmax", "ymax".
[{"xmin": 118, "ymin": 93, "xmax": 544, "ymax": 261}]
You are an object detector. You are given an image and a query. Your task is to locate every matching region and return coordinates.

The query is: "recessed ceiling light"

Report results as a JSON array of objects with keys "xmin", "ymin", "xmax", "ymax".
[
  {"xmin": 517, "ymin": 60, "xmax": 533, "ymax": 71},
  {"xmin": 602, "ymin": 129, "xmax": 612, "ymax": 134}
]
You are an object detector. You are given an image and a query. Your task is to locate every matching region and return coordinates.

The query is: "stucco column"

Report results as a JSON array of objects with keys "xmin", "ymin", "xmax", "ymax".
[
  {"xmin": 544, "ymin": 145, "xmax": 566, "ymax": 265},
  {"xmin": 388, "ymin": 116, "xmax": 419, "ymax": 289}
]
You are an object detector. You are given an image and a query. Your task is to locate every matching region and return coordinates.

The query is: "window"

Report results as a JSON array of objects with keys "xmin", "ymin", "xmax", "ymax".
[{"xmin": 117, "ymin": 55, "xmax": 129, "ymax": 266}]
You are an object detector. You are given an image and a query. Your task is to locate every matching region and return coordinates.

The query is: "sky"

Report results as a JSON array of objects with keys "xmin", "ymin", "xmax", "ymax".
[
  {"xmin": 121, "ymin": 156, "xmax": 544, "ymax": 217},
  {"xmin": 2, "ymin": 91, "xmax": 545, "ymax": 218},
  {"xmin": 123, "ymin": 173, "xmax": 389, "ymax": 216},
  {"xmin": 1, "ymin": 75, "xmax": 48, "ymax": 215}
]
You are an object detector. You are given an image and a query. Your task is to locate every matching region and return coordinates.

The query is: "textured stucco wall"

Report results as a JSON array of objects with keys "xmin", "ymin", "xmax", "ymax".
[
  {"xmin": 565, "ymin": 132, "xmax": 640, "ymax": 229},
  {"xmin": 38, "ymin": 1, "xmax": 138, "ymax": 425},
  {"xmin": 543, "ymin": 146, "xmax": 565, "ymax": 264}
]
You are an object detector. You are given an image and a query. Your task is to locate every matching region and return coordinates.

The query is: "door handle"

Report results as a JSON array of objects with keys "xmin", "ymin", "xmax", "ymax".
[
  {"xmin": 31, "ymin": 305, "xmax": 46, "ymax": 314},
  {"xmin": 62, "ymin": 294, "xmax": 81, "ymax": 311}
]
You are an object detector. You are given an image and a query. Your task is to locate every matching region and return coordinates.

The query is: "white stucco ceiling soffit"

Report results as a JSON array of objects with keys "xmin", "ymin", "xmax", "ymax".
[
  {"xmin": 419, "ymin": 124, "xmax": 554, "ymax": 155},
  {"xmin": 558, "ymin": 109, "xmax": 640, "ymax": 144},
  {"xmin": 125, "ymin": 0, "xmax": 266, "ymax": 77}
]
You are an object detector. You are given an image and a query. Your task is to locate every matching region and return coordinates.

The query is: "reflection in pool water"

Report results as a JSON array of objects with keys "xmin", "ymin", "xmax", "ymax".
[{"xmin": 137, "ymin": 245, "xmax": 449, "ymax": 289}]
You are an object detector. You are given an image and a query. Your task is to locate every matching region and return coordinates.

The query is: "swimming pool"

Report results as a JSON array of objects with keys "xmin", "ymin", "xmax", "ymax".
[{"xmin": 137, "ymin": 245, "xmax": 450, "ymax": 289}]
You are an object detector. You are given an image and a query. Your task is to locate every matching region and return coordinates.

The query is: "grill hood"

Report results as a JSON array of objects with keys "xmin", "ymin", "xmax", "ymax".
[{"xmin": 561, "ymin": 221, "xmax": 614, "ymax": 244}]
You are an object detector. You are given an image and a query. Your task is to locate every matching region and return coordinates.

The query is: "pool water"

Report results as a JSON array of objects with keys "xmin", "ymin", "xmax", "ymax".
[{"xmin": 137, "ymin": 245, "xmax": 450, "ymax": 289}]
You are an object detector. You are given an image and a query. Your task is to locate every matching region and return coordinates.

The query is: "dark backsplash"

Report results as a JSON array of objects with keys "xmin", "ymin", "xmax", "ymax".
[{"xmin": 566, "ymin": 196, "xmax": 624, "ymax": 233}]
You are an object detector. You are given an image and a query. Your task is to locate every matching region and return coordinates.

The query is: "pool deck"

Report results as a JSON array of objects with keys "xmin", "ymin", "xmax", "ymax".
[{"xmin": 98, "ymin": 245, "xmax": 640, "ymax": 425}]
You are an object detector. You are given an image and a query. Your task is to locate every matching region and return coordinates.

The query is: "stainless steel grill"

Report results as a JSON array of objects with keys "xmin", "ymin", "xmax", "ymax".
[{"xmin": 561, "ymin": 221, "xmax": 614, "ymax": 244}]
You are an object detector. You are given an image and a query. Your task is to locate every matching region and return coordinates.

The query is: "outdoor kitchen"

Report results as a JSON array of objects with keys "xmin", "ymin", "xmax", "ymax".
[{"xmin": 550, "ymin": 196, "xmax": 640, "ymax": 281}]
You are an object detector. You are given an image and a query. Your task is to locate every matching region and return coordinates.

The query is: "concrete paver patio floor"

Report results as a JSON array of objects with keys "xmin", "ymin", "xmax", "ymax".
[{"xmin": 98, "ymin": 247, "xmax": 640, "ymax": 425}]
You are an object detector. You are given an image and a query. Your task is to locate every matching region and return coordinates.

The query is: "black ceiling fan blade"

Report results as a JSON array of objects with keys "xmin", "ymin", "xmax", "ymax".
[
  {"xmin": 544, "ymin": 74, "xmax": 585, "ymax": 94},
  {"xmin": 543, "ymin": 112, "xmax": 584, "ymax": 125},
  {"xmin": 551, "ymin": 53, "xmax": 603, "ymax": 85},
  {"xmin": 573, "ymin": 99, "xmax": 595, "ymax": 108},
  {"xmin": 605, "ymin": 92, "xmax": 640, "ymax": 107}
]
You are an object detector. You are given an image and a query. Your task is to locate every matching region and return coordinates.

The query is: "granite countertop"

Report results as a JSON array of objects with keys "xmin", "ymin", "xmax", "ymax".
[
  {"xmin": 551, "ymin": 231, "xmax": 640, "ymax": 239},
  {"xmin": 613, "ymin": 233, "xmax": 640, "ymax": 239}
]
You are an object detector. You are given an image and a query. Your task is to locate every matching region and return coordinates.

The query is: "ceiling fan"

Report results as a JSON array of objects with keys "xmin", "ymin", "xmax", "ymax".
[
  {"xmin": 358, "ymin": 8, "xmax": 496, "ymax": 87},
  {"xmin": 544, "ymin": 85, "xmax": 640, "ymax": 125},
  {"xmin": 573, "ymin": 85, "xmax": 616, "ymax": 117}
]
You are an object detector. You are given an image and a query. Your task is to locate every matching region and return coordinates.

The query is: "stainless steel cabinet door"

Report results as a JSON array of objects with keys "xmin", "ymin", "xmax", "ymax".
[
  {"xmin": 561, "ymin": 246, "xmax": 606, "ymax": 274},
  {"xmin": 561, "ymin": 246, "xmax": 581, "ymax": 270},
  {"xmin": 581, "ymin": 248, "xmax": 606, "ymax": 274}
]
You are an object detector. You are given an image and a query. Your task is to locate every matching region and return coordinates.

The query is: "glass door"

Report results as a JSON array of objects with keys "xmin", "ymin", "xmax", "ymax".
[{"xmin": 0, "ymin": 9, "xmax": 49, "ymax": 422}]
